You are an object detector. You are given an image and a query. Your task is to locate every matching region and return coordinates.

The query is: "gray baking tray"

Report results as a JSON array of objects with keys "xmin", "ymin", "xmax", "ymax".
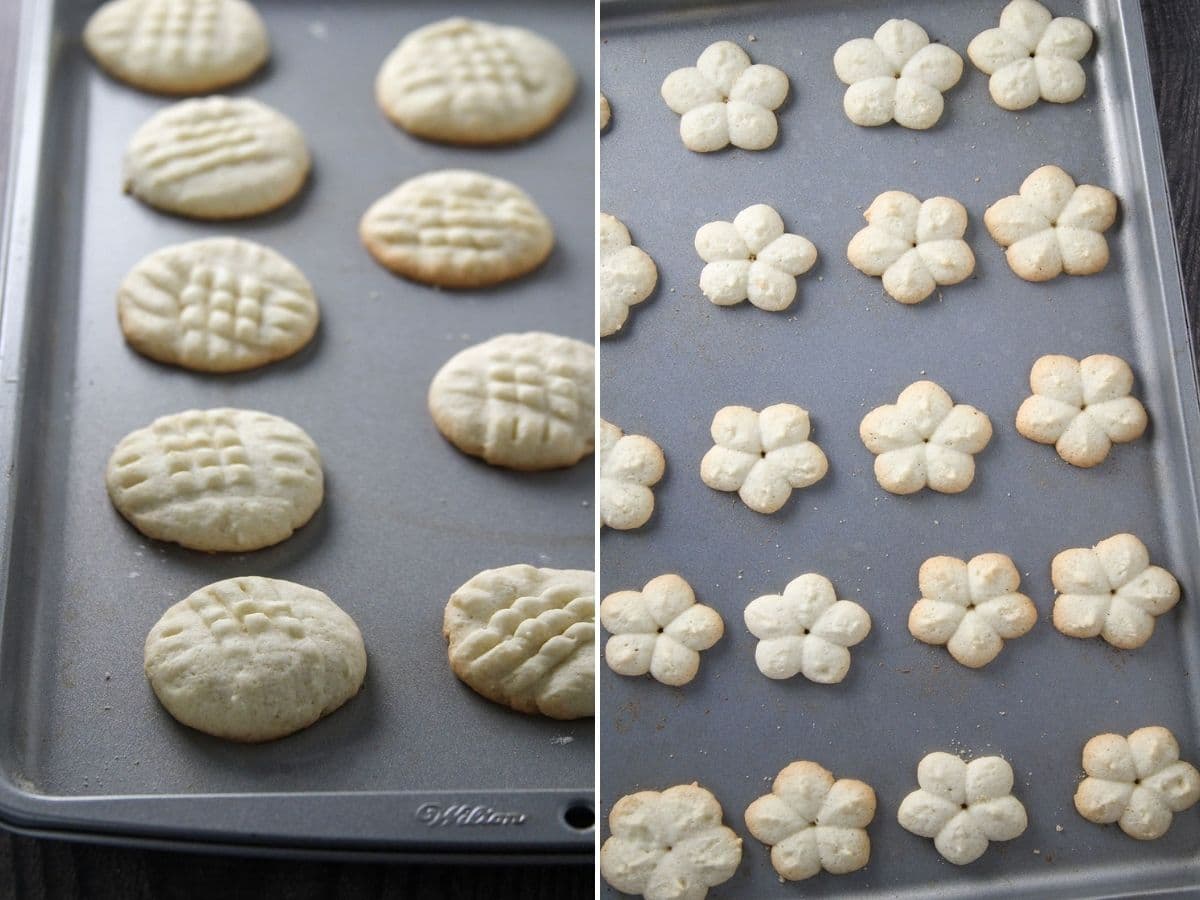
[
  {"xmin": 0, "ymin": 0, "xmax": 594, "ymax": 859},
  {"xmin": 600, "ymin": 0, "xmax": 1200, "ymax": 895}
]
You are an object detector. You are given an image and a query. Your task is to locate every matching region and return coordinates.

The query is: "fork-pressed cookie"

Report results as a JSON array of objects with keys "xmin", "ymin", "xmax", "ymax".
[
  {"xmin": 443, "ymin": 564, "xmax": 594, "ymax": 719},
  {"xmin": 375, "ymin": 17, "xmax": 576, "ymax": 145},
  {"xmin": 117, "ymin": 237, "xmax": 318, "ymax": 372},
  {"xmin": 106, "ymin": 408, "xmax": 323, "ymax": 552},
  {"xmin": 145, "ymin": 577, "xmax": 366, "ymax": 742},
  {"xmin": 123, "ymin": 96, "xmax": 309, "ymax": 219},
  {"xmin": 360, "ymin": 170, "xmax": 554, "ymax": 288}
]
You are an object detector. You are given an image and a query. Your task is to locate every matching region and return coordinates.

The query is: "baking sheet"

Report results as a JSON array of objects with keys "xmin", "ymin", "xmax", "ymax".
[
  {"xmin": 0, "ymin": 0, "xmax": 595, "ymax": 857},
  {"xmin": 599, "ymin": 0, "xmax": 1200, "ymax": 894}
]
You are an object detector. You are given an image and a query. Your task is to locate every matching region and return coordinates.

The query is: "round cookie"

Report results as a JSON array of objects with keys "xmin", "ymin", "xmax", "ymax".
[
  {"xmin": 123, "ymin": 96, "xmax": 310, "ymax": 220},
  {"xmin": 145, "ymin": 577, "xmax": 366, "ymax": 742},
  {"xmin": 375, "ymin": 17, "xmax": 576, "ymax": 145},
  {"xmin": 84, "ymin": 0, "xmax": 269, "ymax": 95},
  {"xmin": 359, "ymin": 169, "xmax": 553, "ymax": 288},
  {"xmin": 428, "ymin": 332, "xmax": 594, "ymax": 470},
  {"xmin": 443, "ymin": 564, "xmax": 594, "ymax": 719},
  {"xmin": 106, "ymin": 408, "xmax": 323, "ymax": 552},
  {"xmin": 117, "ymin": 237, "xmax": 318, "ymax": 373}
]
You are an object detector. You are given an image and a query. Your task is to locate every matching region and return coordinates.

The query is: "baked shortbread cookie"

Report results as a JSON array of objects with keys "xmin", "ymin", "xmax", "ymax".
[
  {"xmin": 695, "ymin": 204, "xmax": 817, "ymax": 311},
  {"xmin": 745, "ymin": 760, "xmax": 876, "ymax": 881},
  {"xmin": 123, "ymin": 96, "xmax": 309, "ymax": 220},
  {"xmin": 661, "ymin": 41, "xmax": 789, "ymax": 152},
  {"xmin": 84, "ymin": 0, "xmax": 269, "ymax": 95},
  {"xmin": 968, "ymin": 0, "xmax": 1094, "ymax": 111},
  {"xmin": 744, "ymin": 574, "xmax": 871, "ymax": 684},
  {"xmin": 375, "ymin": 17, "xmax": 575, "ymax": 145},
  {"xmin": 600, "ymin": 93, "xmax": 611, "ymax": 131},
  {"xmin": 700, "ymin": 404, "xmax": 828, "ymax": 514},
  {"xmin": 144, "ymin": 577, "xmax": 365, "ymax": 742},
  {"xmin": 860, "ymin": 381, "xmax": 992, "ymax": 495},
  {"xmin": 600, "ymin": 574, "xmax": 723, "ymax": 687},
  {"xmin": 834, "ymin": 20, "xmax": 963, "ymax": 129},
  {"xmin": 117, "ymin": 237, "xmax": 318, "ymax": 372},
  {"xmin": 897, "ymin": 752, "xmax": 1028, "ymax": 865},
  {"xmin": 600, "ymin": 214, "xmax": 657, "ymax": 337},
  {"xmin": 599, "ymin": 420, "xmax": 664, "ymax": 530},
  {"xmin": 600, "ymin": 783, "xmax": 742, "ymax": 899},
  {"xmin": 847, "ymin": 191, "xmax": 974, "ymax": 304},
  {"xmin": 360, "ymin": 170, "xmax": 553, "ymax": 289},
  {"xmin": 107, "ymin": 408, "xmax": 322, "ymax": 552},
  {"xmin": 428, "ymin": 332, "xmax": 594, "ymax": 470},
  {"xmin": 1074, "ymin": 726, "xmax": 1200, "ymax": 840},
  {"xmin": 985, "ymin": 164, "xmax": 1118, "ymax": 281},
  {"xmin": 1016, "ymin": 354, "xmax": 1148, "ymax": 467},
  {"xmin": 909, "ymin": 553, "xmax": 1036, "ymax": 668},
  {"xmin": 443, "ymin": 564, "xmax": 593, "ymax": 719},
  {"xmin": 1051, "ymin": 533, "xmax": 1180, "ymax": 649}
]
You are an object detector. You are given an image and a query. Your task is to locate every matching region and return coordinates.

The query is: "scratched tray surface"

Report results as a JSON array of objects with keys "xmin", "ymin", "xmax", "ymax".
[
  {"xmin": 600, "ymin": 0, "xmax": 1200, "ymax": 895},
  {"xmin": 0, "ymin": 0, "xmax": 594, "ymax": 854}
]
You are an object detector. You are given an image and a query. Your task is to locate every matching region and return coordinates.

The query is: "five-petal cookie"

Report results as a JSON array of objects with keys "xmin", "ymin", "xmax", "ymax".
[
  {"xmin": 909, "ymin": 553, "xmax": 1037, "ymax": 668},
  {"xmin": 600, "ymin": 419, "xmax": 665, "ymax": 530},
  {"xmin": 700, "ymin": 404, "xmax": 829, "ymax": 514},
  {"xmin": 744, "ymin": 760, "xmax": 876, "ymax": 881},
  {"xmin": 860, "ymin": 381, "xmax": 993, "ymax": 495},
  {"xmin": 985, "ymin": 164, "xmax": 1118, "ymax": 281},
  {"xmin": 600, "ymin": 574, "xmax": 724, "ymax": 686},
  {"xmin": 834, "ymin": 19, "xmax": 963, "ymax": 129},
  {"xmin": 600, "ymin": 783, "xmax": 743, "ymax": 899},
  {"xmin": 968, "ymin": 0, "xmax": 1094, "ymax": 111},
  {"xmin": 695, "ymin": 204, "xmax": 818, "ymax": 311},
  {"xmin": 1016, "ymin": 354, "xmax": 1148, "ymax": 467},
  {"xmin": 897, "ymin": 752, "xmax": 1028, "ymax": 865},
  {"xmin": 1074, "ymin": 726, "xmax": 1200, "ymax": 840},
  {"xmin": 600, "ymin": 214, "xmax": 659, "ymax": 337},
  {"xmin": 661, "ymin": 41, "xmax": 789, "ymax": 152},
  {"xmin": 1052, "ymin": 533, "xmax": 1180, "ymax": 649},
  {"xmin": 744, "ymin": 574, "xmax": 872, "ymax": 683},
  {"xmin": 847, "ymin": 191, "xmax": 975, "ymax": 304}
]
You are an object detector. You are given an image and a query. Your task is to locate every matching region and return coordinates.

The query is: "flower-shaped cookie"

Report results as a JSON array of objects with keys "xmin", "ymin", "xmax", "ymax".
[
  {"xmin": 897, "ymin": 752, "xmax": 1028, "ymax": 865},
  {"xmin": 695, "ymin": 204, "xmax": 817, "ymax": 311},
  {"xmin": 860, "ymin": 381, "xmax": 992, "ymax": 495},
  {"xmin": 600, "ymin": 214, "xmax": 658, "ymax": 338},
  {"xmin": 600, "ymin": 783, "xmax": 743, "ymax": 900},
  {"xmin": 744, "ymin": 760, "xmax": 876, "ymax": 881},
  {"xmin": 847, "ymin": 191, "xmax": 975, "ymax": 304},
  {"xmin": 600, "ymin": 574, "xmax": 724, "ymax": 686},
  {"xmin": 1052, "ymin": 533, "xmax": 1180, "ymax": 649},
  {"xmin": 744, "ymin": 574, "xmax": 872, "ymax": 684},
  {"xmin": 599, "ymin": 419, "xmax": 665, "ymax": 530},
  {"xmin": 661, "ymin": 41, "xmax": 789, "ymax": 152},
  {"xmin": 834, "ymin": 20, "xmax": 963, "ymax": 129},
  {"xmin": 909, "ymin": 553, "xmax": 1037, "ymax": 668},
  {"xmin": 985, "ymin": 165, "xmax": 1118, "ymax": 281},
  {"xmin": 1074, "ymin": 726, "xmax": 1200, "ymax": 840},
  {"xmin": 968, "ymin": 0, "xmax": 1094, "ymax": 111},
  {"xmin": 1016, "ymin": 354, "xmax": 1148, "ymax": 468},
  {"xmin": 700, "ymin": 404, "xmax": 828, "ymax": 514}
]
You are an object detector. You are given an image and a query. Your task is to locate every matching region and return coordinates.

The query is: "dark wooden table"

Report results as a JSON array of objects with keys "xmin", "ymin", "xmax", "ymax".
[{"xmin": 1, "ymin": 1, "xmax": 1197, "ymax": 898}]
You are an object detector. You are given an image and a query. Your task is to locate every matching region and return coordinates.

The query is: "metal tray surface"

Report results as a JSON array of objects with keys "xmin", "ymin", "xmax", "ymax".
[
  {"xmin": 0, "ymin": 0, "xmax": 595, "ymax": 857},
  {"xmin": 600, "ymin": 0, "xmax": 1200, "ymax": 895}
]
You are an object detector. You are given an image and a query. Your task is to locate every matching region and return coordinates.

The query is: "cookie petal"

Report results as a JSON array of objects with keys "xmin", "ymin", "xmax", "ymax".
[
  {"xmin": 746, "ymin": 260, "xmax": 797, "ymax": 311},
  {"xmin": 758, "ymin": 233, "xmax": 817, "ymax": 277},
  {"xmin": 848, "ymin": 225, "xmax": 911, "ymax": 276},
  {"xmin": 767, "ymin": 441, "xmax": 829, "ymax": 489},
  {"xmin": 1119, "ymin": 786, "xmax": 1172, "ymax": 840},
  {"xmin": 974, "ymin": 593, "xmax": 1037, "ymax": 640},
  {"xmin": 695, "ymin": 220, "xmax": 749, "ymax": 263},
  {"xmin": 874, "ymin": 445, "xmax": 927, "ymax": 494},
  {"xmin": 600, "ymin": 480, "xmax": 655, "ymax": 530},
  {"xmin": 843, "ymin": 77, "xmax": 897, "ymax": 127},
  {"xmin": 946, "ymin": 612, "xmax": 1003, "ymax": 667},
  {"xmin": 859, "ymin": 405, "xmax": 921, "ymax": 451},
  {"xmin": 604, "ymin": 633, "xmax": 657, "ymax": 676},
  {"xmin": 1079, "ymin": 354, "xmax": 1134, "ymax": 403},
  {"xmin": 910, "ymin": 598, "xmax": 967, "ymax": 645},
  {"xmin": 933, "ymin": 812, "xmax": 989, "ymax": 865},
  {"xmin": 1075, "ymin": 776, "xmax": 1134, "ymax": 823},
  {"xmin": 915, "ymin": 239, "xmax": 974, "ymax": 285},
  {"xmin": 968, "ymin": 28, "xmax": 1029, "ymax": 74},
  {"xmin": 874, "ymin": 19, "xmax": 930, "ymax": 69},
  {"xmin": 1057, "ymin": 227, "xmax": 1110, "ymax": 276},
  {"xmin": 989, "ymin": 58, "xmax": 1041, "ymax": 110},
  {"xmin": 738, "ymin": 459, "xmax": 792, "ymax": 513},
  {"xmin": 817, "ymin": 825, "xmax": 870, "ymax": 874},
  {"xmin": 696, "ymin": 40, "xmax": 751, "ymax": 94},
  {"xmin": 710, "ymin": 405, "xmax": 762, "ymax": 452},
  {"xmin": 1036, "ymin": 16, "xmax": 1094, "ymax": 60},
  {"xmin": 919, "ymin": 556, "xmax": 971, "ymax": 605},
  {"xmin": 700, "ymin": 445, "xmax": 756, "ymax": 490},
  {"xmin": 729, "ymin": 63, "xmax": 789, "ymax": 109},
  {"xmin": 1117, "ymin": 566, "xmax": 1180, "ymax": 616},
  {"xmin": 898, "ymin": 789, "xmax": 958, "ymax": 837},
  {"xmin": 649, "ymin": 637, "xmax": 700, "ymax": 686},
  {"xmin": 1000, "ymin": 0, "xmax": 1053, "ymax": 47},
  {"xmin": 985, "ymin": 195, "xmax": 1049, "ymax": 245},
  {"xmin": 770, "ymin": 829, "xmax": 821, "ymax": 881},
  {"xmin": 918, "ymin": 752, "xmax": 967, "ymax": 802},
  {"xmin": 1006, "ymin": 229, "xmax": 1064, "ymax": 281},
  {"xmin": 893, "ymin": 76, "xmax": 946, "ymax": 130},
  {"xmin": 745, "ymin": 793, "xmax": 805, "ymax": 845},
  {"xmin": 759, "ymin": 403, "xmax": 811, "ymax": 449},
  {"xmin": 663, "ymin": 604, "xmax": 724, "ymax": 652},
  {"xmin": 930, "ymin": 404, "xmax": 993, "ymax": 453},
  {"xmin": 679, "ymin": 103, "xmax": 730, "ymax": 152},
  {"xmin": 726, "ymin": 100, "xmax": 778, "ymax": 150},
  {"xmin": 661, "ymin": 67, "xmax": 723, "ymax": 113},
  {"xmin": 1021, "ymin": 165, "xmax": 1078, "ymax": 219},
  {"xmin": 811, "ymin": 600, "xmax": 872, "ymax": 648},
  {"xmin": 924, "ymin": 444, "xmax": 976, "ymax": 493},
  {"xmin": 800, "ymin": 635, "xmax": 852, "ymax": 683},
  {"xmin": 1053, "ymin": 591, "xmax": 1111, "ymax": 638},
  {"xmin": 754, "ymin": 635, "xmax": 805, "ymax": 679},
  {"xmin": 882, "ymin": 248, "xmax": 936, "ymax": 303},
  {"xmin": 901, "ymin": 42, "xmax": 963, "ymax": 92},
  {"xmin": 1143, "ymin": 761, "xmax": 1200, "ymax": 813},
  {"xmin": 1035, "ymin": 55, "xmax": 1086, "ymax": 103},
  {"xmin": 834, "ymin": 37, "xmax": 893, "ymax": 83},
  {"xmin": 1086, "ymin": 399, "xmax": 1147, "ymax": 444},
  {"xmin": 699, "ymin": 259, "xmax": 752, "ymax": 304},
  {"xmin": 969, "ymin": 795, "xmax": 1027, "ymax": 841},
  {"xmin": 600, "ymin": 590, "xmax": 657, "ymax": 633}
]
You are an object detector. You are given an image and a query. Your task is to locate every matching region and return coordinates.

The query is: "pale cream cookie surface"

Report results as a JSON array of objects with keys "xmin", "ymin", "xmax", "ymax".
[
  {"xmin": 600, "ymin": 214, "xmax": 657, "ymax": 337},
  {"xmin": 599, "ymin": 419, "xmax": 664, "ymax": 530},
  {"xmin": 695, "ymin": 204, "xmax": 817, "ymax": 311}
]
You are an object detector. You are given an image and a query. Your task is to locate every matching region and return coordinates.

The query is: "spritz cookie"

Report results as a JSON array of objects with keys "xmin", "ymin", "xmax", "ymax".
[{"xmin": 600, "ymin": 214, "xmax": 657, "ymax": 337}]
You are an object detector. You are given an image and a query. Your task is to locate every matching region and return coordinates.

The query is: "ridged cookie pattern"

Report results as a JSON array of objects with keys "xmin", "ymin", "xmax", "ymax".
[
  {"xmin": 443, "ymin": 564, "xmax": 594, "ymax": 719},
  {"xmin": 117, "ymin": 237, "xmax": 318, "ymax": 372},
  {"xmin": 123, "ymin": 96, "xmax": 309, "ymax": 219},
  {"xmin": 106, "ymin": 408, "xmax": 323, "ymax": 552},
  {"xmin": 428, "ymin": 332, "xmax": 594, "ymax": 470},
  {"xmin": 375, "ymin": 17, "xmax": 576, "ymax": 145},
  {"xmin": 84, "ymin": 0, "xmax": 269, "ymax": 94},
  {"xmin": 144, "ymin": 577, "xmax": 366, "ymax": 742},
  {"xmin": 360, "ymin": 170, "xmax": 554, "ymax": 288}
]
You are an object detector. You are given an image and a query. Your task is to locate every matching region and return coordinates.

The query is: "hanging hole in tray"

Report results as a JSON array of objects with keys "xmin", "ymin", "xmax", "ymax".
[{"xmin": 563, "ymin": 801, "xmax": 595, "ymax": 830}]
